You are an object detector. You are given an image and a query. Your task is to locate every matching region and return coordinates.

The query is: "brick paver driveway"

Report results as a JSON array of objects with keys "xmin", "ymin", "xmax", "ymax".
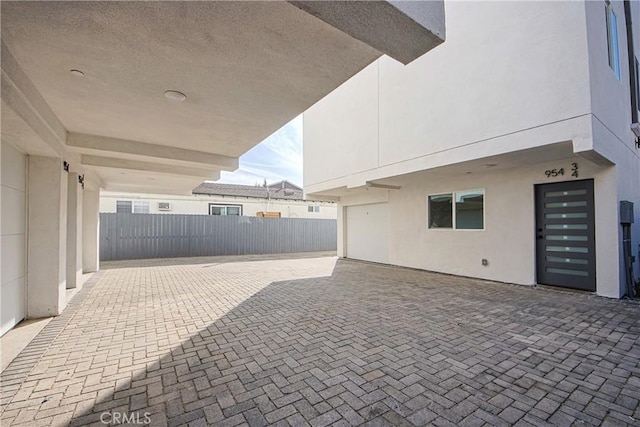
[{"xmin": 1, "ymin": 254, "xmax": 639, "ymax": 427}]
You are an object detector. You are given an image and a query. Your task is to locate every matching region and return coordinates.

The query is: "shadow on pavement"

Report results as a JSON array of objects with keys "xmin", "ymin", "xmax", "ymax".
[{"xmin": 64, "ymin": 259, "xmax": 640, "ymax": 426}]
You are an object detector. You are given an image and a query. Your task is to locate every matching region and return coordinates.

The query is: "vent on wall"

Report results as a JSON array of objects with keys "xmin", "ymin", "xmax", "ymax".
[{"xmin": 158, "ymin": 202, "xmax": 171, "ymax": 211}]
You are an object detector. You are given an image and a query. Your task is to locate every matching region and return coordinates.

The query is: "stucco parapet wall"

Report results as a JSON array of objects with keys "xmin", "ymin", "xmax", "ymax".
[
  {"xmin": 288, "ymin": 0, "xmax": 445, "ymax": 65},
  {"xmin": 305, "ymin": 114, "xmax": 603, "ymax": 196}
]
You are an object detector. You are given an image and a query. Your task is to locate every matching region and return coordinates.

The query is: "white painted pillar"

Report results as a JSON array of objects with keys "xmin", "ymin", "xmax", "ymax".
[
  {"xmin": 27, "ymin": 156, "xmax": 67, "ymax": 318},
  {"xmin": 66, "ymin": 173, "xmax": 83, "ymax": 288},
  {"xmin": 82, "ymin": 188, "xmax": 100, "ymax": 273},
  {"xmin": 337, "ymin": 203, "xmax": 346, "ymax": 257},
  {"xmin": 594, "ymin": 167, "xmax": 621, "ymax": 298}
]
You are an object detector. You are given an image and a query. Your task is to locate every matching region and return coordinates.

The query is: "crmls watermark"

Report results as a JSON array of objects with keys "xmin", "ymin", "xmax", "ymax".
[{"xmin": 100, "ymin": 411, "xmax": 151, "ymax": 425}]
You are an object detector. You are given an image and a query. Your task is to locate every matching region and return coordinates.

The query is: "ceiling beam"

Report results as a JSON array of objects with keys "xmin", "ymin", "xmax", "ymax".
[
  {"xmin": 81, "ymin": 155, "xmax": 220, "ymax": 179},
  {"xmin": 68, "ymin": 132, "xmax": 238, "ymax": 171},
  {"xmin": 366, "ymin": 181, "xmax": 401, "ymax": 190},
  {"xmin": 101, "ymin": 182, "xmax": 200, "ymax": 196},
  {"xmin": 1, "ymin": 40, "xmax": 67, "ymax": 157}
]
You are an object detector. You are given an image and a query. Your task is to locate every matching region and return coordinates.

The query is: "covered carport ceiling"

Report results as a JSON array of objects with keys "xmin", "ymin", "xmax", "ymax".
[{"xmin": 1, "ymin": 1, "xmax": 444, "ymax": 194}]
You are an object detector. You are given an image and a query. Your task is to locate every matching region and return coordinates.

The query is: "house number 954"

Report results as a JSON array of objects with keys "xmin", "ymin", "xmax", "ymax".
[{"xmin": 545, "ymin": 163, "xmax": 579, "ymax": 178}]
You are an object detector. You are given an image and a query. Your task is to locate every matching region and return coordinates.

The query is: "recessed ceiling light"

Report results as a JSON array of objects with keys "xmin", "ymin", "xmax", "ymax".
[
  {"xmin": 164, "ymin": 90, "xmax": 187, "ymax": 102},
  {"xmin": 70, "ymin": 69, "xmax": 85, "ymax": 77},
  {"xmin": 485, "ymin": 163, "xmax": 497, "ymax": 168},
  {"xmin": 146, "ymin": 177, "xmax": 155, "ymax": 181}
]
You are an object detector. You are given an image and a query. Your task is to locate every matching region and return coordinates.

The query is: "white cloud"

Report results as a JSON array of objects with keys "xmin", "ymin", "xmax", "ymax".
[{"xmin": 216, "ymin": 115, "xmax": 303, "ymax": 186}]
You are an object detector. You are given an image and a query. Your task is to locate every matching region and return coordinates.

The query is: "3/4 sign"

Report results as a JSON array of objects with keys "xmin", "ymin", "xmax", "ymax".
[
  {"xmin": 545, "ymin": 163, "xmax": 579, "ymax": 179},
  {"xmin": 571, "ymin": 162, "xmax": 579, "ymax": 177}
]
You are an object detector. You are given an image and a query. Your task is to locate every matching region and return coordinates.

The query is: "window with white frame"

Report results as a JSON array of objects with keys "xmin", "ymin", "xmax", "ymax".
[
  {"xmin": 209, "ymin": 204, "xmax": 242, "ymax": 216},
  {"xmin": 116, "ymin": 200, "xmax": 132, "ymax": 213},
  {"xmin": 428, "ymin": 194, "xmax": 452, "ymax": 228},
  {"xmin": 308, "ymin": 205, "xmax": 320, "ymax": 213},
  {"xmin": 605, "ymin": 1, "xmax": 620, "ymax": 80},
  {"xmin": 133, "ymin": 201, "xmax": 149, "ymax": 214},
  {"xmin": 116, "ymin": 200, "xmax": 149, "ymax": 213},
  {"xmin": 428, "ymin": 189, "xmax": 484, "ymax": 230}
]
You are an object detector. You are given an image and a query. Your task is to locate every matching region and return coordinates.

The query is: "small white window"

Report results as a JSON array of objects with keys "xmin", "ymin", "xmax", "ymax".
[
  {"xmin": 428, "ymin": 189, "xmax": 484, "ymax": 230},
  {"xmin": 226, "ymin": 206, "xmax": 241, "ymax": 216},
  {"xmin": 133, "ymin": 201, "xmax": 149, "ymax": 214},
  {"xmin": 209, "ymin": 204, "xmax": 242, "ymax": 216},
  {"xmin": 116, "ymin": 200, "xmax": 132, "ymax": 213},
  {"xmin": 455, "ymin": 190, "xmax": 484, "ymax": 230},
  {"xmin": 605, "ymin": 2, "xmax": 621, "ymax": 80},
  {"xmin": 308, "ymin": 205, "xmax": 320, "ymax": 213}
]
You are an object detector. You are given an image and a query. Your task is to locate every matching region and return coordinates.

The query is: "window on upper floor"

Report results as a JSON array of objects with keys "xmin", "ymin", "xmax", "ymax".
[
  {"xmin": 209, "ymin": 204, "xmax": 242, "ymax": 216},
  {"xmin": 636, "ymin": 58, "xmax": 640, "ymax": 111},
  {"xmin": 605, "ymin": 1, "xmax": 621, "ymax": 80},
  {"xmin": 428, "ymin": 189, "xmax": 485, "ymax": 230},
  {"xmin": 308, "ymin": 205, "xmax": 320, "ymax": 213}
]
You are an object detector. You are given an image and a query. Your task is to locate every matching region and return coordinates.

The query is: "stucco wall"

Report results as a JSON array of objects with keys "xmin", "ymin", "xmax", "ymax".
[
  {"xmin": 304, "ymin": 1, "xmax": 592, "ymax": 188},
  {"xmin": 339, "ymin": 156, "xmax": 619, "ymax": 297},
  {"xmin": 1, "ymin": 141, "xmax": 27, "ymax": 335},
  {"xmin": 586, "ymin": 0, "xmax": 638, "ymax": 154},
  {"xmin": 304, "ymin": 0, "xmax": 640, "ymax": 298},
  {"xmin": 585, "ymin": 0, "xmax": 640, "ymax": 291},
  {"xmin": 100, "ymin": 192, "xmax": 337, "ymax": 220}
]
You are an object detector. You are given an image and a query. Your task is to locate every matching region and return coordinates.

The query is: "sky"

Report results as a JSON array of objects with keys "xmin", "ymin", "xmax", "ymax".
[{"xmin": 215, "ymin": 115, "xmax": 303, "ymax": 187}]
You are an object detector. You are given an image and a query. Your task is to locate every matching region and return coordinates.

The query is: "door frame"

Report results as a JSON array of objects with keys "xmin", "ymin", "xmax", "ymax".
[{"xmin": 534, "ymin": 179, "xmax": 596, "ymax": 291}]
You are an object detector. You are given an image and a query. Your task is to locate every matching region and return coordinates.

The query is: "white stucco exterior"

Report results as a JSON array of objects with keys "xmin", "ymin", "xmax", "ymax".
[
  {"xmin": 1, "ymin": 135, "xmax": 101, "ymax": 336},
  {"xmin": 82, "ymin": 189, "xmax": 100, "ymax": 274},
  {"xmin": 27, "ymin": 156, "xmax": 69, "ymax": 318},
  {"xmin": 99, "ymin": 192, "xmax": 337, "ymax": 220},
  {"xmin": 304, "ymin": 1, "xmax": 640, "ymax": 298},
  {"xmin": 1, "ymin": 142, "xmax": 27, "ymax": 336}
]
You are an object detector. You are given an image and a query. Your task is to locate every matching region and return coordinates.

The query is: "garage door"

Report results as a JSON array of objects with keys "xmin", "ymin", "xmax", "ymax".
[
  {"xmin": 1, "ymin": 141, "xmax": 27, "ymax": 336},
  {"xmin": 346, "ymin": 203, "xmax": 389, "ymax": 264}
]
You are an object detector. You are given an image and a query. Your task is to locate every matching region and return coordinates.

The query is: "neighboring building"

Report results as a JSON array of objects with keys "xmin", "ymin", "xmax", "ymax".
[
  {"xmin": 1, "ymin": 2, "xmax": 444, "ymax": 335},
  {"xmin": 303, "ymin": 1, "xmax": 640, "ymax": 298},
  {"xmin": 100, "ymin": 181, "xmax": 337, "ymax": 219}
]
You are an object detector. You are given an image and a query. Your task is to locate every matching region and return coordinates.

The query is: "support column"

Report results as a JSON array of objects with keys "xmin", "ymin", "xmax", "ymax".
[
  {"xmin": 66, "ymin": 173, "xmax": 83, "ymax": 288},
  {"xmin": 337, "ymin": 203, "xmax": 346, "ymax": 258},
  {"xmin": 82, "ymin": 187, "xmax": 100, "ymax": 273},
  {"xmin": 27, "ymin": 156, "xmax": 67, "ymax": 318}
]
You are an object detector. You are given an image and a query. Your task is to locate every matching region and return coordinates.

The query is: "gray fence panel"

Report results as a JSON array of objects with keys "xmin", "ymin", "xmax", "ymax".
[{"xmin": 99, "ymin": 213, "xmax": 337, "ymax": 261}]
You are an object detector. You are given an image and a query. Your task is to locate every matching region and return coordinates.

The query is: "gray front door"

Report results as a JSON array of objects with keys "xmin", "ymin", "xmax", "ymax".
[{"xmin": 535, "ymin": 179, "xmax": 596, "ymax": 292}]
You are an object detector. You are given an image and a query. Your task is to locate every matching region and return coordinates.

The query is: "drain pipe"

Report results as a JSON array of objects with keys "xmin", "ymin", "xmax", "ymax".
[{"xmin": 620, "ymin": 201, "xmax": 636, "ymax": 298}]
